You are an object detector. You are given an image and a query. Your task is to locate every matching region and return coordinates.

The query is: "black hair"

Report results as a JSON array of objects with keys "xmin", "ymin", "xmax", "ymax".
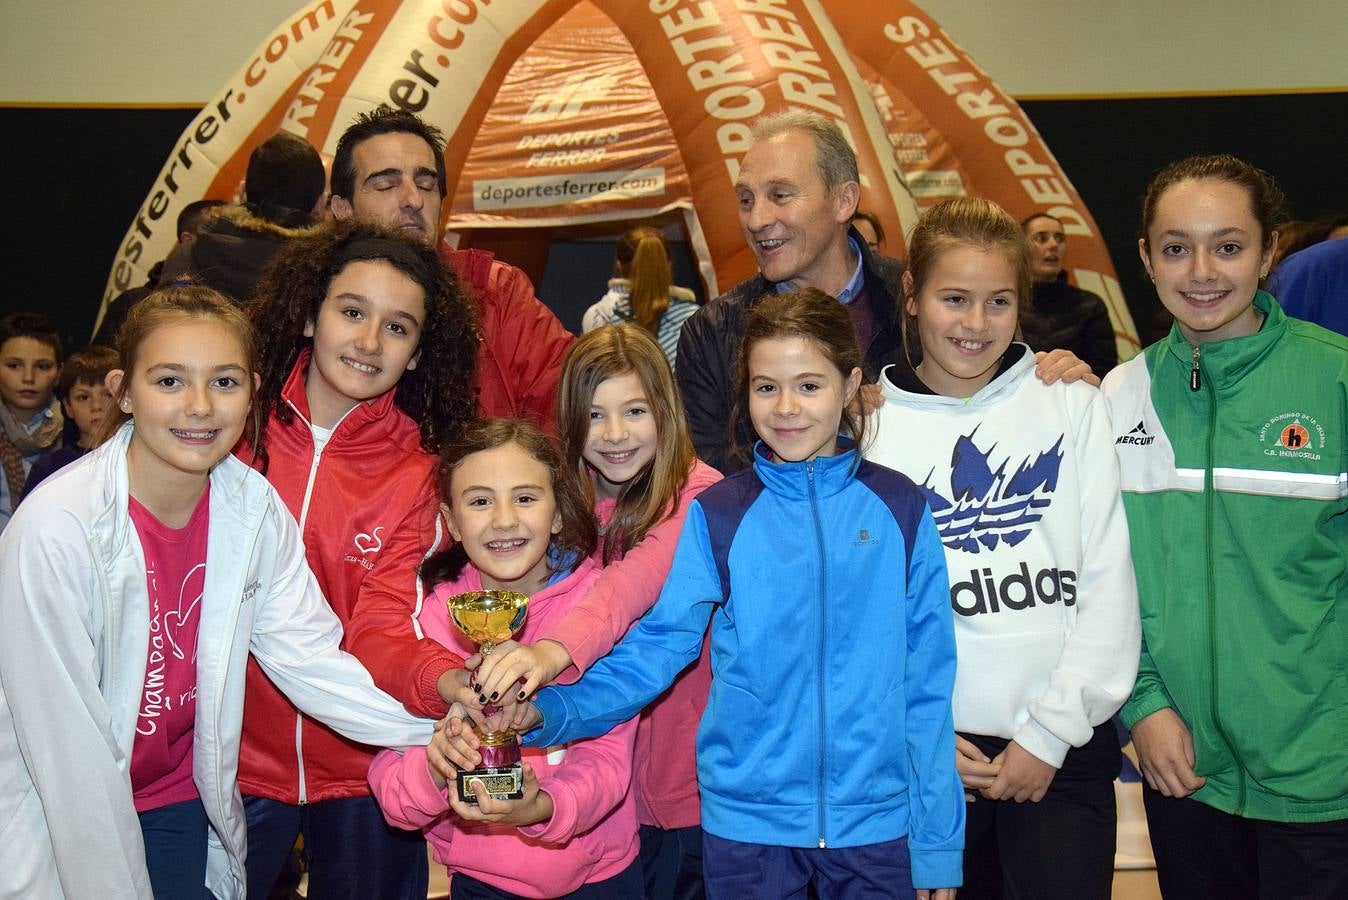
[
  {"xmin": 331, "ymin": 106, "xmax": 448, "ymax": 203},
  {"xmin": 245, "ymin": 131, "xmax": 325, "ymax": 222}
]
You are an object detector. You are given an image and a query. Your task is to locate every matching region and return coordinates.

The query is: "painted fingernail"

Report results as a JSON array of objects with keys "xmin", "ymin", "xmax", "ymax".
[
  {"xmin": 517, "ymin": 690, "xmax": 526, "ymax": 701},
  {"xmin": 489, "ymin": 691, "xmax": 499, "ymax": 701},
  {"xmin": 472, "ymin": 683, "xmax": 481, "ymax": 692},
  {"xmin": 478, "ymin": 694, "xmax": 487, "ymax": 704}
]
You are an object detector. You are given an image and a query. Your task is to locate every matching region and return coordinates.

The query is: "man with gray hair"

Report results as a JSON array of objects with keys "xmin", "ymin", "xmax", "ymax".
[{"xmin": 675, "ymin": 110, "xmax": 909, "ymax": 473}]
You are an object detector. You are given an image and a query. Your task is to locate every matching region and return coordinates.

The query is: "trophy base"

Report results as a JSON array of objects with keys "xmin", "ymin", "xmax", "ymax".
[{"xmin": 456, "ymin": 764, "xmax": 524, "ymax": 804}]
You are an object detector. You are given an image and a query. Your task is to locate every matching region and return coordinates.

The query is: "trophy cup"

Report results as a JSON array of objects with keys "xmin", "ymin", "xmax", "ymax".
[{"xmin": 447, "ymin": 589, "xmax": 530, "ymax": 804}]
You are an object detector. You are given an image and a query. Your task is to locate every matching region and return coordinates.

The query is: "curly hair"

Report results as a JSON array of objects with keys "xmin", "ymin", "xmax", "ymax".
[
  {"xmin": 422, "ymin": 418, "xmax": 597, "ymax": 587},
  {"xmin": 247, "ymin": 220, "xmax": 477, "ymax": 464}
]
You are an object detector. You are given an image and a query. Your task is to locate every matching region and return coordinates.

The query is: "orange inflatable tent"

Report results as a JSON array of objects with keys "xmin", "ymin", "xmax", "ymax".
[{"xmin": 100, "ymin": 0, "xmax": 1139, "ymax": 357}]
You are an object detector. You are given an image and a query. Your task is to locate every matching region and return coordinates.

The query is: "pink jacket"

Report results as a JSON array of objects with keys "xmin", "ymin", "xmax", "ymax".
[
  {"xmin": 540, "ymin": 460, "xmax": 721, "ymax": 829},
  {"xmin": 369, "ymin": 558, "xmax": 638, "ymax": 898}
]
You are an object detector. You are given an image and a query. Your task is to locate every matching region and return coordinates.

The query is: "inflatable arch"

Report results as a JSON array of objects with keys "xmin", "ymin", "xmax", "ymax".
[{"xmin": 100, "ymin": 0, "xmax": 1139, "ymax": 358}]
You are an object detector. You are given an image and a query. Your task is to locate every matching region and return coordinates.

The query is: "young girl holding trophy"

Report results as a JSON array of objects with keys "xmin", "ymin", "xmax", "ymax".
[
  {"xmin": 368, "ymin": 419, "xmax": 644, "ymax": 899},
  {"xmin": 469, "ymin": 324, "xmax": 721, "ymax": 897},
  {"xmin": 459, "ymin": 292, "xmax": 964, "ymax": 899}
]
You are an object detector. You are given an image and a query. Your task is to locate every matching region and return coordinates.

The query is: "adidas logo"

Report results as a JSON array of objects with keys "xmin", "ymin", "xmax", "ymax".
[{"xmin": 1116, "ymin": 420, "xmax": 1156, "ymax": 446}]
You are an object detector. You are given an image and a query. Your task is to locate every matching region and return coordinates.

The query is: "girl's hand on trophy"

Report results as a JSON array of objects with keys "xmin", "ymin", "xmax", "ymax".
[
  {"xmin": 449, "ymin": 763, "xmax": 554, "ymax": 827},
  {"xmin": 480, "ymin": 700, "xmax": 541, "ymax": 735},
  {"xmin": 427, "ymin": 709, "xmax": 483, "ymax": 786},
  {"xmin": 473, "ymin": 639, "xmax": 572, "ymax": 704},
  {"xmin": 436, "ymin": 666, "xmax": 483, "ymax": 711}
]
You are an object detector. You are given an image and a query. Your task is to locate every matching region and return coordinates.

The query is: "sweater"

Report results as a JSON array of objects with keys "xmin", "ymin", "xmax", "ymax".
[
  {"xmin": 525, "ymin": 444, "xmax": 964, "ymax": 889},
  {"xmin": 869, "ymin": 347, "xmax": 1140, "ymax": 767},
  {"xmin": 1102, "ymin": 292, "xmax": 1348, "ymax": 822},
  {"xmin": 368, "ymin": 558, "xmax": 639, "ymax": 899}
]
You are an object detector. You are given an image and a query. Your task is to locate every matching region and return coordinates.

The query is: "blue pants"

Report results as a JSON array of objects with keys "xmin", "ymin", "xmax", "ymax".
[
  {"xmin": 139, "ymin": 797, "xmax": 212, "ymax": 899},
  {"xmin": 702, "ymin": 833, "xmax": 914, "ymax": 899},
  {"xmin": 244, "ymin": 794, "xmax": 427, "ymax": 900},
  {"xmin": 640, "ymin": 824, "xmax": 705, "ymax": 900},
  {"xmin": 449, "ymin": 857, "xmax": 644, "ymax": 899}
]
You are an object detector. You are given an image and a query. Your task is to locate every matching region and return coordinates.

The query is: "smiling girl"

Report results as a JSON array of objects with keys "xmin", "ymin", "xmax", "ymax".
[
  {"xmin": 1103, "ymin": 155, "xmax": 1348, "ymax": 899},
  {"xmin": 468, "ymin": 324, "xmax": 721, "ymax": 898},
  {"xmin": 239, "ymin": 222, "xmax": 478, "ymax": 899},
  {"xmin": 494, "ymin": 292, "xmax": 963, "ymax": 899},
  {"xmin": 368, "ymin": 418, "xmax": 646, "ymax": 899},
  {"xmin": 866, "ymin": 197, "xmax": 1140, "ymax": 900},
  {"xmin": 0, "ymin": 286, "xmax": 432, "ymax": 899}
]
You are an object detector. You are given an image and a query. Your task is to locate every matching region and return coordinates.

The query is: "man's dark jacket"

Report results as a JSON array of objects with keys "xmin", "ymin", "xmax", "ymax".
[
  {"xmin": 675, "ymin": 231, "xmax": 914, "ymax": 474},
  {"xmin": 188, "ymin": 204, "xmax": 316, "ymax": 305},
  {"xmin": 1021, "ymin": 272, "xmax": 1117, "ymax": 377}
]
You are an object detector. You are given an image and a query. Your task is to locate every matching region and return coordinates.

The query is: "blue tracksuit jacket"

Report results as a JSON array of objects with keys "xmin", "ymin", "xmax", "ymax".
[{"xmin": 525, "ymin": 443, "xmax": 964, "ymax": 888}]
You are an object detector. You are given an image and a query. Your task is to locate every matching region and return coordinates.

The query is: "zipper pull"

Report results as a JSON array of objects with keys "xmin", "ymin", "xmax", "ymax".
[{"xmin": 1190, "ymin": 344, "xmax": 1201, "ymax": 392}]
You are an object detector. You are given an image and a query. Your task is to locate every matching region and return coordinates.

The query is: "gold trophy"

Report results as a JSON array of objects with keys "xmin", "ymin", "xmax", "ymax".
[{"xmin": 447, "ymin": 590, "xmax": 530, "ymax": 803}]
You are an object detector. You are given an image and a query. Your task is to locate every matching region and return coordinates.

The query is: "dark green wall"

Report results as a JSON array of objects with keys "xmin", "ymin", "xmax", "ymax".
[{"xmin": 3, "ymin": 92, "xmax": 1344, "ymax": 352}]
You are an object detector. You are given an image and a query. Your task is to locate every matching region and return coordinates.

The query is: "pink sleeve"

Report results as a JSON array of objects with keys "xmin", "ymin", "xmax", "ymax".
[
  {"xmin": 519, "ymin": 716, "xmax": 638, "ymax": 844},
  {"xmin": 368, "ymin": 746, "xmax": 451, "ymax": 830},
  {"xmin": 539, "ymin": 462, "xmax": 722, "ymax": 672}
]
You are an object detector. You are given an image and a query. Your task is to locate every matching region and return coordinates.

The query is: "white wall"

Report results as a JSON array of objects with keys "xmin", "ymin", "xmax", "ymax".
[{"xmin": 2, "ymin": 0, "xmax": 1345, "ymax": 105}]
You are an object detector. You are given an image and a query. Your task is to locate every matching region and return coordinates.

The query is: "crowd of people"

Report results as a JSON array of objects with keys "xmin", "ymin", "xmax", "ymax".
[{"xmin": 0, "ymin": 103, "xmax": 1344, "ymax": 900}]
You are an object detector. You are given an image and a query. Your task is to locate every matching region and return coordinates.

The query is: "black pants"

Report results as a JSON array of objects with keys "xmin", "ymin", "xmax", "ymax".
[
  {"xmin": 959, "ymin": 722, "xmax": 1119, "ymax": 900},
  {"xmin": 1142, "ymin": 784, "xmax": 1348, "ymax": 900},
  {"xmin": 244, "ymin": 794, "xmax": 427, "ymax": 900},
  {"xmin": 449, "ymin": 857, "xmax": 644, "ymax": 899},
  {"xmin": 640, "ymin": 824, "xmax": 705, "ymax": 900}
]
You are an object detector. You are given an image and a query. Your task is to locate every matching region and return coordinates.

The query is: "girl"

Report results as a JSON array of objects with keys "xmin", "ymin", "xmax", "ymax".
[
  {"xmin": 368, "ymin": 418, "xmax": 645, "ymax": 899},
  {"xmin": 470, "ymin": 324, "xmax": 721, "ymax": 899},
  {"xmin": 582, "ymin": 226, "xmax": 699, "ymax": 367},
  {"xmin": 866, "ymin": 197, "xmax": 1141, "ymax": 900},
  {"xmin": 0, "ymin": 285, "xmax": 432, "ymax": 900},
  {"xmin": 485, "ymin": 292, "xmax": 963, "ymax": 899},
  {"xmin": 1102, "ymin": 155, "xmax": 1348, "ymax": 899},
  {"xmin": 239, "ymin": 221, "xmax": 479, "ymax": 900}
]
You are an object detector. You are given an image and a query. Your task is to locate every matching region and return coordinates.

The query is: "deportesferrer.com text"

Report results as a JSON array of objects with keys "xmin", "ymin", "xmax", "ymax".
[{"xmin": 474, "ymin": 169, "xmax": 665, "ymax": 211}]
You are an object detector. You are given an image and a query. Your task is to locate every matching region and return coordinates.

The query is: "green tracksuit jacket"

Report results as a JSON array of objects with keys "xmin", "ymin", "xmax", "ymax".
[{"xmin": 1102, "ymin": 292, "xmax": 1348, "ymax": 823}]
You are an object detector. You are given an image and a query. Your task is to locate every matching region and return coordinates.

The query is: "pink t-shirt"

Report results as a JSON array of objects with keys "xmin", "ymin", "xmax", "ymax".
[{"xmin": 128, "ymin": 487, "xmax": 209, "ymax": 812}]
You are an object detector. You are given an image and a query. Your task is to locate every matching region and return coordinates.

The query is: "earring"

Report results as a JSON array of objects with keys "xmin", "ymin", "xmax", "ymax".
[{"xmin": 120, "ymin": 399, "xmax": 130, "ymax": 411}]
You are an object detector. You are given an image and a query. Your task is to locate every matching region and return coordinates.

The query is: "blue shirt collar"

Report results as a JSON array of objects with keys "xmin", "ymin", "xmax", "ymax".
[{"xmin": 772, "ymin": 237, "xmax": 865, "ymax": 305}]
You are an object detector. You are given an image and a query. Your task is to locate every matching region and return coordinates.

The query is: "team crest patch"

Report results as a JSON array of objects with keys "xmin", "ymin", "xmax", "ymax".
[{"xmin": 1259, "ymin": 412, "xmax": 1326, "ymax": 461}]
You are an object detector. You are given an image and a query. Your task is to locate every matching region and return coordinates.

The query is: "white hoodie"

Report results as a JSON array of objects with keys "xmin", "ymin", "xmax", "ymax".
[
  {"xmin": 0, "ymin": 424, "xmax": 433, "ymax": 899},
  {"xmin": 866, "ymin": 347, "xmax": 1139, "ymax": 767}
]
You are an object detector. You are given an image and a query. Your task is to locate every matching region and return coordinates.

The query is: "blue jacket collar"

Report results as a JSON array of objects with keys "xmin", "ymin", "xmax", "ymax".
[{"xmin": 752, "ymin": 437, "xmax": 858, "ymax": 500}]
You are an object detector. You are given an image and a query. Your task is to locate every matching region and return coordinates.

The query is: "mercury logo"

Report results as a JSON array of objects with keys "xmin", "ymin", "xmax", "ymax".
[{"xmin": 1116, "ymin": 421, "xmax": 1155, "ymax": 446}]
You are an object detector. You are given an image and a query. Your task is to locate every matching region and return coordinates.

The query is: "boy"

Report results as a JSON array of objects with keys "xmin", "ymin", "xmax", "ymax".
[
  {"xmin": 22, "ymin": 345, "xmax": 117, "ymax": 501},
  {"xmin": 0, "ymin": 313, "xmax": 62, "ymax": 533}
]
